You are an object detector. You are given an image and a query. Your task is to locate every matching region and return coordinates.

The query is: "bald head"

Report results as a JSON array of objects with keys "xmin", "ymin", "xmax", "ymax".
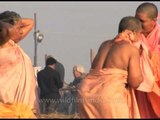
[
  {"xmin": 136, "ymin": 2, "xmax": 158, "ymax": 19},
  {"xmin": 118, "ymin": 16, "xmax": 142, "ymax": 33}
]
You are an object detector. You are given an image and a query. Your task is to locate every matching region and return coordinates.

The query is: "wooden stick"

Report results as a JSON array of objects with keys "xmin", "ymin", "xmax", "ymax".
[{"xmin": 90, "ymin": 48, "xmax": 94, "ymax": 67}]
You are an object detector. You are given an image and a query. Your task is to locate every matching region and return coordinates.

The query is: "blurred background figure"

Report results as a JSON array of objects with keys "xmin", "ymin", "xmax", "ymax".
[
  {"xmin": 68, "ymin": 65, "xmax": 86, "ymax": 114},
  {"xmin": 57, "ymin": 65, "xmax": 86, "ymax": 115},
  {"xmin": 70, "ymin": 65, "xmax": 86, "ymax": 89},
  {"xmin": 55, "ymin": 61, "xmax": 65, "ymax": 82},
  {"xmin": 37, "ymin": 56, "xmax": 63, "ymax": 114},
  {"xmin": 45, "ymin": 54, "xmax": 65, "ymax": 83}
]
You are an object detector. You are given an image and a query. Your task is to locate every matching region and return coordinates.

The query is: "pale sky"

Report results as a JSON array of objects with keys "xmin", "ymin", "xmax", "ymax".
[{"xmin": 1, "ymin": 1, "xmax": 160, "ymax": 83}]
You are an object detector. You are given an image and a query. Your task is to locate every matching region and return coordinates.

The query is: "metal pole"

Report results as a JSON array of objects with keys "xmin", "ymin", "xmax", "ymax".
[
  {"xmin": 45, "ymin": 54, "xmax": 48, "ymax": 66},
  {"xmin": 34, "ymin": 13, "xmax": 37, "ymax": 67}
]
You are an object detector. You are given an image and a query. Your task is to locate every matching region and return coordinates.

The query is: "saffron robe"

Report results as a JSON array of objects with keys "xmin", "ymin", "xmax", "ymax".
[
  {"xmin": 77, "ymin": 68, "xmax": 140, "ymax": 118},
  {"xmin": 135, "ymin": 22, "xmax": 160, "ymax": 118}
]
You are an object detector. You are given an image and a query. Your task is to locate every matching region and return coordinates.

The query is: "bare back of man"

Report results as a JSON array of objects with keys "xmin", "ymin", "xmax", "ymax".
[
  {"xmin": 105, "ymin": 40, "xmax": 142, "ymax": 88},
  {"xmin": 78, "ymin": 16, "xmax": 143, "ymax": 118},
  {"xmin": 92, "ymin": 40, "xmax": 113, "ymax": 69},
  {"xmin": 92, "ymin": 39, "xmax": 143, "ymax": 89}
]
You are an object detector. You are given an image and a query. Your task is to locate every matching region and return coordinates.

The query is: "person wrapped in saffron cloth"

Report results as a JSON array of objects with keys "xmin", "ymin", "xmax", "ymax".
[
  {"xmin": 134, "ymin": 2, "xmax": 160, "ymax": 118},
  {"xmin": 0, "ymin": 11, "xmax": 39, "ymax": 118},
  {"xmin": 77, "ymin": 16, "xmax": 144, "ymax": 118}
]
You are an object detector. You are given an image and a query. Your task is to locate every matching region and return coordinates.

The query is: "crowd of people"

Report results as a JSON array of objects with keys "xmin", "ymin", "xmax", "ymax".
[{"xmin": 0, "ymin": 2, "xmax": 159, "ymax": 119}]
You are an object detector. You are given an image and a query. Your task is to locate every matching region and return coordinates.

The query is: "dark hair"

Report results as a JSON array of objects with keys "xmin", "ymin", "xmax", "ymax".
[
  {"xmin": 136, "ymin": 2, "xmax": 158, "ymax": 19},
  {"xmin": 0, "ymin": 21, "xmax": 12, "ymax": 45},
  {"xmin": 46, "ymin": 57, "xmax": 57, "ymax": 66},
  {"xmin": 0, "ymin": 11, "xmax": 21, "ymax": 25},
  {"xmin": 118, "ymin": 16, "xmax": 142, "ymax": 33}
]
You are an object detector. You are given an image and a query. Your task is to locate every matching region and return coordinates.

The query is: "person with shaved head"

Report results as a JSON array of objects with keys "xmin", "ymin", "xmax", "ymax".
[
  {"xmin": 134, "ymin": 2, "xmax": 160, "ymax": 118},
  {"xmin": 77, "ymin": 16, "xmax": 143, "ymax": 118}
]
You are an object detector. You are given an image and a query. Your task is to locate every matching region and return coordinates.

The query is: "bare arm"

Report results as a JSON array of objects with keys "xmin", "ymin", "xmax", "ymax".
[
  {"xmin": 10, "ymin": 18, "xmax": 34, "ymax": 43},
  {"xmin": 128, "ymin": 46, "xmax": 143, "ymax": 89},
  {"xmin": 19, "ymin": 18, "xmax": 34, "ymax": 40}
]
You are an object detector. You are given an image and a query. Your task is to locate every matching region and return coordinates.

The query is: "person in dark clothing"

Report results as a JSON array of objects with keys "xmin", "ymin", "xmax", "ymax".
[
  {"xmin": 55, "ymin": 61, "xmax": 65, "ymax": 82},
  {"xmin": 37, "ymin": 57, "xmax": 63, "ymax": 114},
  {"xmin": 45, "ymin": 55, "xmax": 65, "ymax": 83}
]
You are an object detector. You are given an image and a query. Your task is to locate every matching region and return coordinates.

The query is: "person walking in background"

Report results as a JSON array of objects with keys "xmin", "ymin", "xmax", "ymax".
[
  {"xmin": 134, "ymin": 2, "xmax": 160, "ymax": 118},
  {"xmin": 77, "ymin": 16, "xmax": 143, "ymax": 118},
  {"xmin": 0, "ymin": 11, "xmax": 39, "ymax": 118},
  {"xmin": 37, "ymin": 56, "xmax": 63, "ymax": 114}
]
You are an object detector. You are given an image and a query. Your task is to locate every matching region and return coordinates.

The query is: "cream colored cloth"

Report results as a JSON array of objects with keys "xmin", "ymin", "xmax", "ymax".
[
  {"xmin": 77, "ymin": 68, "xmax": 140, "ymax": 118},
  {"xmin": 0, "ymin": 40, "xmax": 39, "ymax": 115}
]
